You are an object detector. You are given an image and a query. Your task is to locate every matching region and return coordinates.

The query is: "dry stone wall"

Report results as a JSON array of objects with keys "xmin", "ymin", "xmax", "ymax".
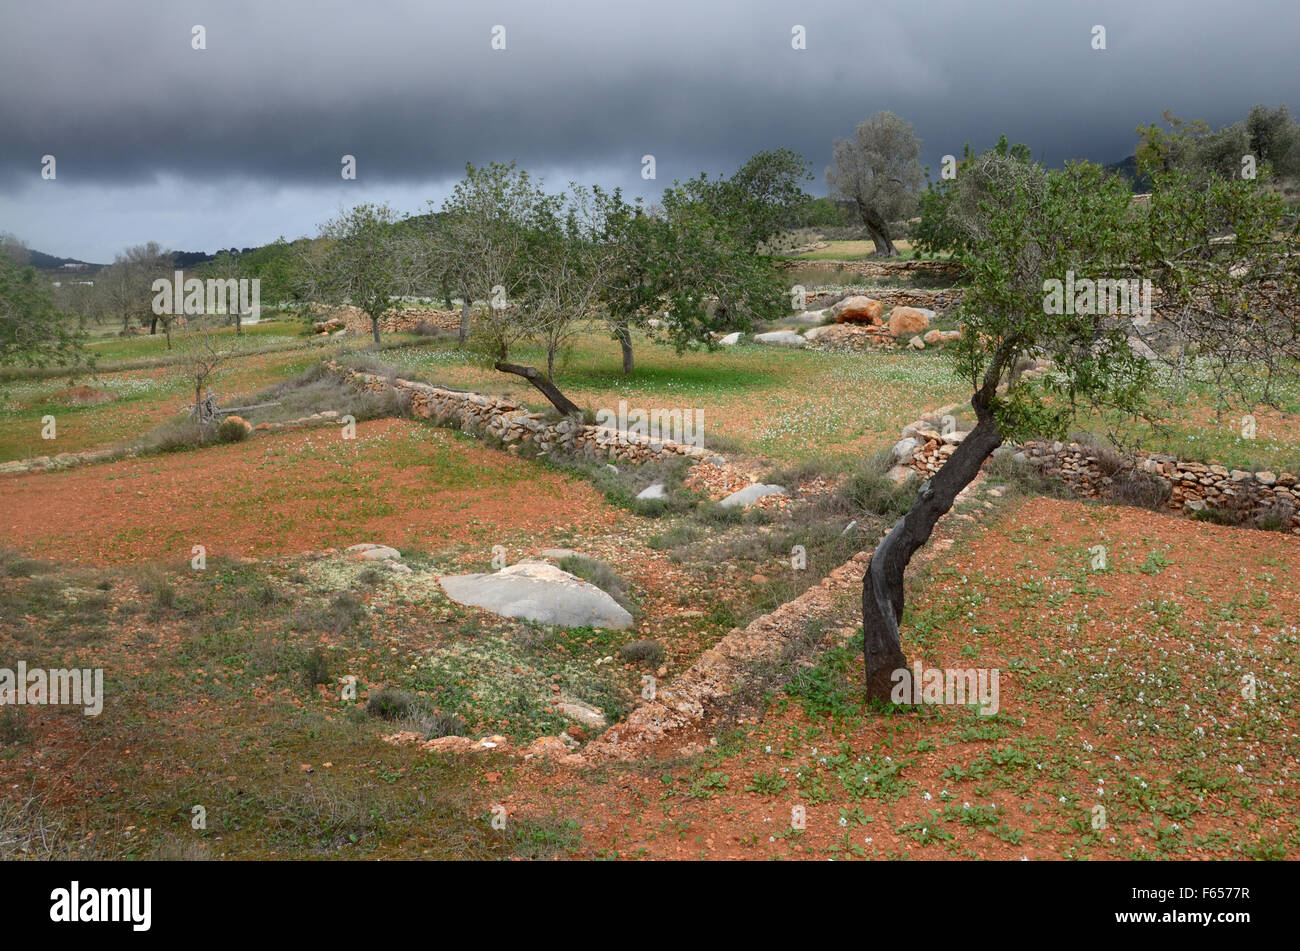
[
  {"xmin": 900, "ymin": 423, "xmax": 1300, "ymax": 534},
  {"xmin": 345, "ymin": 367, "xmax": 713, "ymax": 465}
]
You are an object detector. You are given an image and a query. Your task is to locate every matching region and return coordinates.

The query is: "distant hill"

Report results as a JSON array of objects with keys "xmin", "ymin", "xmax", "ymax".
[
  {"xmin": 1104, "ymin": 154, "xmax": 1151, "ymax": 192},
  {"xmin": 26, "ymin": 249, "xmax": 105, "ymax": 272}
]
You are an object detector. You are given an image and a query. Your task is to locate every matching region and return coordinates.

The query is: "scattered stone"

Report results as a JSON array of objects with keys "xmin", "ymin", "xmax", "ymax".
[
  {"xmin": 909, "ymin": 335, "xmax": 925, "ymax": 350},
  {"xmin": 346, "ymin": 543, "xmax": 402, "ymax": 562},
  {"xmin": 636, "ymin": 482, "xmax": 667, "ymax": 500},
  {"xmin": 753, "ymin": 330, "xmax": 806, "ymax": 347},
  {"xmin": 555, "ymin": 699, "xmax": 607, "ymax": 730},
  {"xmin": 718, "ymin": 483, "xmax": 787, "ymax": 509}
]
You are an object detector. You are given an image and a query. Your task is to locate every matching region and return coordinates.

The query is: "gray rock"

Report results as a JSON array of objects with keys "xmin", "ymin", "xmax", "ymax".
[
  {"xmin": 346, "ymin": 543, "xmax": 402, "ymax": 562},
  {"xmin": 718, "ymin": 483, "xmax": 787, "ymax": 509},
  {"xmin": 605, "ymin": 464, "xmax": 619, "ymax": 475},
  {"xmin": 754, "ymin": 330, "xmax": 806, "ymax": 347},
  {"xmin": 886, "ymin": 464, "xmax": 918, "ymax": 486},
  {"xmin": 1184, "ymin": 499, "xmax": 1208, "ymax": 512},
  {"xmin": 636, "ymin": 482, "xmax": 667, "ymax": 500},
  {"xmin": 803, "ymin": 325, "xmax": 834, "ymax": 340},
  {"xmin": 718, "ymin": 331, "xmax": 743, "ymax": 345},
  {"xmin": 556, "ymin": 699, "xmax": 607, "ymax": 730},
  {"xmin": 788, "ymin": 309, "xmax": 826, "ymax": 325},
  {"xmin": 438, "ymin": 562, "xmax": 633, "ymax": 629},
  {"xmin": 841, "ymin": 519, "xmax": 858, "ymax": 536},
  {"xmin": 892, "ymin": 437, "xmax": 920, "ymax": 464},
  {"xmin": 705, "ymin": 455, "xmax": 727, "ymax": 468}
]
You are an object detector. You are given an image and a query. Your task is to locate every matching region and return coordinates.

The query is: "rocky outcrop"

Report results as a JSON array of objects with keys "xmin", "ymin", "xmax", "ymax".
[
  {"xmin": 887, "ymin": 306, "xmax": 932, "ymax": 338},
  {"xmin": 829, "ymin": 295, "xmax": 884, "ymax": 325},
  {"xmin": 438, "ymin": 561, "xmax": 634, "ymax": 629}
]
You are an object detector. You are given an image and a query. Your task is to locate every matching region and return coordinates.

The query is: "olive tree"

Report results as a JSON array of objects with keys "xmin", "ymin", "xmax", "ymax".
[{"xmin": 826, "ymin": 111, "xmax": 924, "ymax": 257}]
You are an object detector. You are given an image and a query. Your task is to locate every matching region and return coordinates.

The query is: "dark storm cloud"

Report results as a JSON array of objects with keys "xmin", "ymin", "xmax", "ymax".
[{"xmin": 2, "ymin": 0, "xmax": 1298, "ymax": 260}]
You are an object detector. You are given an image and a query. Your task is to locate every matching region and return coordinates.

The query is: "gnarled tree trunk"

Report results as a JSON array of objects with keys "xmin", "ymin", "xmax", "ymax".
[
  {"xmin": 861, "ymin": 403, "xmax": 1002, "ymax": 700},
  {"xmin": 858, "ymin": 202, "xmax": 899, "ymax": 258},
  {"xmin": 494, "ymin": 361, "xmax": 582, "ymax": 417}
]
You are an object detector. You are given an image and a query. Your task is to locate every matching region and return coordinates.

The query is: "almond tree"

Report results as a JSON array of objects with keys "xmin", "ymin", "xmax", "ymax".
[
  {"xmin": 861, "ymin": 155, "xmax": 1300, "ymax": 699},
  {"xmin": 302, "ymin": 203, "xmax": 417, "ymax": 344},
  {"xmin": 423, "ymin": 162, "xmax": 540, "ymax": 349}
]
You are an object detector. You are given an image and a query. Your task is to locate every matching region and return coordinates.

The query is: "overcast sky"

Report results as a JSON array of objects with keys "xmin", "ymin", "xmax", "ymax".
[{"xmin": 2, "ymin": 0, "xmax": 1297, "ymax": 262}]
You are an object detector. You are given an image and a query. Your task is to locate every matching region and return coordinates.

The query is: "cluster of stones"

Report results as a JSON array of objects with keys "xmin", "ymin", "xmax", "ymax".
[
  {"xmin": 806, "ymin": 287, "xmax": 963, "ymax": 313},
  {"xmin": 890, "ymin": 413, "xmax": 1300, "ymax": 534},
  {"xmin": 345, "ymin": 368, "xmax": 713, "ymax": 464}
]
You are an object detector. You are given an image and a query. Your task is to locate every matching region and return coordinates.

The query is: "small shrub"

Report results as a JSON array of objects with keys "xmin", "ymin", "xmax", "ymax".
[
  {"xmin": 143, "ymin": 418, "xmax": 206, "ymax": 453},
  {"xmin": 619, "ymin": 639, "xmax": 664, "ymax": 666},
  {"xmin": 300, "ymin": 646, "xmax": 332, "ymax": 690},
  {"xmin": 366, "ymin": 688, "xmax": 417, "ymax": 720},
  {"xmin": 0, "ymin": 708, "xmax": 32, "ymax": 745},
  {"xmin": 1255, "ymin": 498, "xmax": 1295, "ymax": 532},
  {"xmin": 1108, "ymin": 468, "xmax": 1171, "ymax": 511},
  {"xmin": 402, "ymin": 709, "xmax": 465, "ymax": 739},
  {"xmin": 215, "ymin": 417, "xmax": 251, "ymax": 443}
]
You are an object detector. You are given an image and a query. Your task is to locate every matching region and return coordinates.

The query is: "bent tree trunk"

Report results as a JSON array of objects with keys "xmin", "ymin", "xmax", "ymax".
[
  {"xmin": 615, "ymin": 320, "xmax": 634, "ymax": 374},
  {"xmin": 861, "ymin": 409, "xmax": 1003, "ymax": 701},
  {"xmin": 858, "ymin": 203, "xmax": 899, "ymax": 258},
  {"xmin": 494, "ymin": 362, "xmax": 582, "ymax": 417}
]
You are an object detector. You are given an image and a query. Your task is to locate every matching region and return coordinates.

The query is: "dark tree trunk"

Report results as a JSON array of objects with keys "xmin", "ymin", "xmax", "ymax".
[
  {"xmin": 458, "ymin": 299, "xmax": 471, "ymax": 346},
  {"xmin": 149, "ymin": 316, "xmax": 158, "ymax": 335},
  {"xmin": 615, "ymin": 320, "xmax": 634, "ymax": 374},
  {"xmin": 371, "ymin": 316, "xmax": 381, "ymax": 345},
  {"xmin": 494, "ymin": 362, "xmax": 582, "ymax": 417},
  {"xmin": 861, "ymin": 407, "xmax": 1003, "ymax": 701},
  {"xmin": 858, "ymin": 202, "xmax": 899, "ymax": 258}
]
